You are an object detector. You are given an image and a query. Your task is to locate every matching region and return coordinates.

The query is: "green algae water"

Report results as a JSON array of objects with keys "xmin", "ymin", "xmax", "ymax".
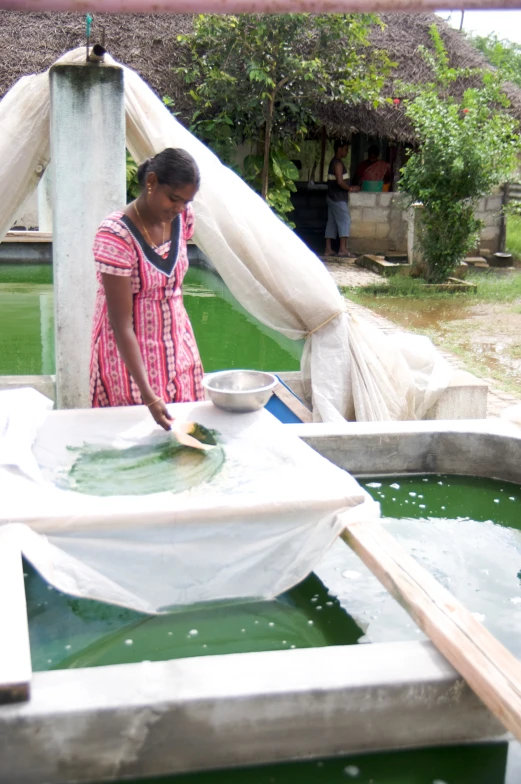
[
  {"xmin": 26, "ymin": 566, "xmax": 362, "ymax": 672},
  {"xmin": 0, "ymin": 264, "xmax": 301, "ymax": 375},
  {"xmin": 88, "ymin": 742, "xmax": 515, "ymax": 784},
  {"xmin": 316, "ymin": 474, "xmax": 521, "ymax": 658}
]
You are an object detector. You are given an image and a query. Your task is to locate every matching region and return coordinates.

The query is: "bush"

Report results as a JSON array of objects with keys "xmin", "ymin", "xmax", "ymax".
[{"xmin": 399, "ymin": 26, "xmax": 520, "ymax": 283}]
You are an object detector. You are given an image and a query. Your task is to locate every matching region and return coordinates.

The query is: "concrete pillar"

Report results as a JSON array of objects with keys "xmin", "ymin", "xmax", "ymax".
[
  {"xmin": 50, "ymin": 63, "xmax": 126, "ymax": 409},
  {"xmin": 37, "ymin": 165, "xmax": 53, "ymax": 232},
  {"xmin": 407, "ymin": 203, "xmax": 424, "ymax": 266}
]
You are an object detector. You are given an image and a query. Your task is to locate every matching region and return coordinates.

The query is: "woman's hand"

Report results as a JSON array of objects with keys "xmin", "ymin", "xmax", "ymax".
[{"xmin": 147, "ymin": 399, "xmax": 174, "ymax": 431}]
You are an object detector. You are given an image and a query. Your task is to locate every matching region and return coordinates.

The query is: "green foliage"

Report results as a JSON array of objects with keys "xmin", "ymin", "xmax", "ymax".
[
  {"xmin": 399, "ymin": 25, "xmax": 520, "ymax": 283},
  {"xmin": 507, "ymin": 214, "xmax": 521, "ymax": 259},
  {"xmin": 126, "ymin": 150, "xmax": 140, "ymax": 202},
  {"xmin": 243, "ymin": 149, "xmax": 299, "ymax": 226},
  {"xmin": 174, "ymin": 13, "xmax": 392, "ymax": 222},
  {"xmin": 470, "ymin": 33, "xmax": 521, "ymax": 89}
]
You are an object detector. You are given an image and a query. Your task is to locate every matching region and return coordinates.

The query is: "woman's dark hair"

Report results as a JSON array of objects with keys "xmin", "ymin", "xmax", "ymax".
[
  {"xmin": 368, "ymin": 145, "xmax": 380, "ymax": 157},
  {"xmin": 137, "ymin": 148, "xmax": 200, "ymax": 191},
  {"xmin": 334, "ymin": 139, "xmax": 349, "ymax": 153}
]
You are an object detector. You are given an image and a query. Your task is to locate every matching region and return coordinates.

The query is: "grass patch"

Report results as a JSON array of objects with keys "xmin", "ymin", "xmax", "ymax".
[
  {"xmin": 506, "ymin": 214, "xmax": 521, "ymax": 260},
  {"xmin": 341, "ymin": 268, "xmax": 521, "ymax": 304}
]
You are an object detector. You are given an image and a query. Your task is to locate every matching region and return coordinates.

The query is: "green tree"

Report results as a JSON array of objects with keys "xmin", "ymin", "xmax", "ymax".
[
  {"xmin": 399, "ymin": 26, "xmax": 520, "ymax": 283},
  {"xmin": 175, "ymin": 13, "xmax": 392, "ymax": 222},
  {"xmin": 470, "ymin": 33, "xmax": 521, "ymax": 89}
]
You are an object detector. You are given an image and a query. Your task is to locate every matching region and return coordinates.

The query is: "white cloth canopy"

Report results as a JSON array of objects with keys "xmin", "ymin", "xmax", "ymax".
[{"xmin": 0, "ymin": 47, "xmax": 453, "ymax": 422}]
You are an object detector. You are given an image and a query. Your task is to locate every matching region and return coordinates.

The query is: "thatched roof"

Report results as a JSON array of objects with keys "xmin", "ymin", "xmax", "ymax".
[{"xmin": 1, "ymin": 11, "xmax": 521, "ymax": 143}]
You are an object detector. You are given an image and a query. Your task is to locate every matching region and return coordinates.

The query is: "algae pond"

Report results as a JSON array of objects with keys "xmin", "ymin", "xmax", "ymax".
[
  {"xmin": 27, "ymin": 474, "xmax": 521, "ymax": 668},
  {"xmin": 87, "ymin": 741, "xmax": 518, "ymax": 784},
  {"xmin": 0, "ymin": 263, "xmax": 302, "ymax": 376}
]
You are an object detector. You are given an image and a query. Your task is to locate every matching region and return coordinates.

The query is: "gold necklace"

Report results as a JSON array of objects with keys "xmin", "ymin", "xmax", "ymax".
[{"xmin": 133, "ymin": 202, "xmax": 166, "ymax": 249}]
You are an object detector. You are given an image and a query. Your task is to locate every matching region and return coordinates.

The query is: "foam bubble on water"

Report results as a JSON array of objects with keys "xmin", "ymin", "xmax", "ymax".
[
  {"xmin": 316, "ymin": 606, "xmax": 323, "ymax": 611},
  {"xmin": 311, "ymin": 597, "xmax": 318, "ymax": 603},
  {"xmin": 392, "ymin": 497, "xmax": 396, "ymax": 501},
  {"xmin": 269, "ymin": 622, "xmax": 275, "ymax": 627},
  {"xmin": 307, "ymin": 620, "xmax": 314, "ymax": 626},
  {"xmin": 367, "ymin": 482, "xmax": 381, "ymax": 488},
  {"xmin": 124, "ymin": 639, "xmax": 133, "ymax": 646},
  {"xmin": 65, "ymin": 644, "xmax": 71, "ymax": 651},
  {"xmin": 342, "ymin": 570, "xmax": 361, "ymax": 580},
  {"xmin": 188, "ymin": 629, "xmax": 198, "ymax": 637},
  {"xmin": 203, "ymin": 644, "xmax": 208, "ymax": 649},
  {"xmin": 409, "ymin": 492, "xmax": 417, "ymax": 497},
  {"xmin": 494, "ymin": 499, "xmax": 500, "ymax": 504},
  {"xmin": 343, "ymin": 765, "xmax": 360, "ymax": 777},
  {"xmin": 432, "ymin": 780, "xmax": 448, "ymax": 784},
  {"xmin": 390, "ymin": 483, "xmax": 400, "ymax": 489},
  {"xmin": 509, "ymin": 497, "xmax": 515, "ymax": 501},
  {"xmin": 419, "ymin": 504, "xmax": 426, "ymax": 509},
  {"xmin": 47, "ymin": 659, "xmax": 53, "ymax": 664},
  {"xmin": 254, "ymin": 620, "xmax": 259, "ymax": 625},
  {"xmin": 290, "ymin": 645, "xmax": 296, "ymax": 649},
  {"xmin": 168, "ymin": 631, "xmax": 173, "ymax": 636},
  {"xmin": 241, "ymin": 629, "xmax": 246, "ymax": 633},
  {"xmin": 282, "ymin": 640, "xmax": 287, "ymax": 645},
  {"xmin": 326, "ymin": 601, "xmax": 334, "ymax": 606}
]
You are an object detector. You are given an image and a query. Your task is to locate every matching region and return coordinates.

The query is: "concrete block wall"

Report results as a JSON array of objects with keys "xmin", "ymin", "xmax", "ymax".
[
  {"xmin": 349, "ymin": 193, "xmax": 408, "ymax": 254},
  {"xmin": 348, "ymin": 192, "xmax": 503, "ymax": 255}
]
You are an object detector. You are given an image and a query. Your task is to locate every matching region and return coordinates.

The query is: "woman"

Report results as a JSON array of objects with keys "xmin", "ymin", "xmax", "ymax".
[
  {"xmin": 89, "ymin": 147, "xmax": 204, "ymax": 431},
  {"xmin": 324, "ymin": 139, "xmax": 359, "ymax": 258}
]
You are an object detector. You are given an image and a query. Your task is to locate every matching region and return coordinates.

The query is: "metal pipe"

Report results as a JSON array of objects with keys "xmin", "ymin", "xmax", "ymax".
[{"xmin": 1, "ymin": 0, "xmax": 520, "ymax": 12}]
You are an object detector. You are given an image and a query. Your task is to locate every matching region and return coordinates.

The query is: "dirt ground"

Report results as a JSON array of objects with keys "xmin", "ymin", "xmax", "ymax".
[
  {"xmin": 358, "ymin": 298, "xmax": 521, "ymax": 400},
  {"xmin": 324, "ymin": 260, "xmax": 521, "ymax": 414}
]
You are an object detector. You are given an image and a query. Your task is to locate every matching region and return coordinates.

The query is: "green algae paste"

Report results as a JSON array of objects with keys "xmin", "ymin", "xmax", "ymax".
[
  {"xmin": 58, "ymin": 426, "xmax": 223, "ymax": 496},
  {"xmin": 26, "ymin": 564, "xmax": 362, "ymax": 672},
  {"xmin": 95, "ymin": 742, "xmax": 512, "ymax": 784}
]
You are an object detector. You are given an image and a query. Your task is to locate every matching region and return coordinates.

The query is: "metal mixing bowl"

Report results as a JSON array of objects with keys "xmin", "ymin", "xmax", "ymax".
[{"xmin": 202, "ymin": 370, "xmax": 278, "ymax": 414}]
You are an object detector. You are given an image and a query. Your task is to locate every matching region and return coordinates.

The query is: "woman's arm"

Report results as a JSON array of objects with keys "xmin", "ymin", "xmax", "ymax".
[{"xmin": 102, "ymin": 273, "xmax": 173, "ymax": 431}]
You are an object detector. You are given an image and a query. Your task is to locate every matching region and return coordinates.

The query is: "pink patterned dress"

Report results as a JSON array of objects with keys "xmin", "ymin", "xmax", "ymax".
[{"xmin": 89, "ymin": 205, "xmax": 204, "ymax": 407}]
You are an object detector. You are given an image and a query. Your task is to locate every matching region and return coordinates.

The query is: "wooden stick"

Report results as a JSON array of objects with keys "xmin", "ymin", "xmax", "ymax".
[
  {"xmin": 341, "ymin": 518, "xmax": 521, "ymax": 742},
  {"xmin": 0, "ymin": 544, "xmax": 32, "ymax": 704},
  {"xmin": 272, "ymin": 382, "xmax": 313, "ymax": 423}
]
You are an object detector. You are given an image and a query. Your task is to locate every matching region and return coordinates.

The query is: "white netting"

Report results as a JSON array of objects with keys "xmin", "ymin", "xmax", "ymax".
[{"xmin": 0, "ymin": 391, "xmax": 378, "ymax": 612}]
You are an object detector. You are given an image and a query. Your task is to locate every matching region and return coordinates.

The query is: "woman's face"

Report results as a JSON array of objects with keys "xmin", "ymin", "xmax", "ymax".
[{"xmin": 146, "ymin": 174, "xmax": 198, "ymax": 223}]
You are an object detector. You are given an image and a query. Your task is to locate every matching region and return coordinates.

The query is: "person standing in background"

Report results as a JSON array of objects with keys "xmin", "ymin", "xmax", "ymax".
[
  {"xmin": 355, "ymin": 145, "xmax": 391, "ymax": 191},
  {"xmin": 324, "ymin": 140, "xmax": 359, "ymax": 258}
]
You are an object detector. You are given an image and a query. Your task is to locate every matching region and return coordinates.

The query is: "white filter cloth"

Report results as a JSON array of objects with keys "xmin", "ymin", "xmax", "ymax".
[
  {"xmin": 0, "ymin": 391, "xmax": 378, "ymax": 613},
  {"xmin": 0, "ymin": 48, "xmax": 453, "ymax": 424}
]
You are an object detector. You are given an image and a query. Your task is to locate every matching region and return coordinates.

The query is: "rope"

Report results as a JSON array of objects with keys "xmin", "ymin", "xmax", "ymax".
[{"xmin": 306, "ymin": 309, "xmax": 346, "ymax": 338}]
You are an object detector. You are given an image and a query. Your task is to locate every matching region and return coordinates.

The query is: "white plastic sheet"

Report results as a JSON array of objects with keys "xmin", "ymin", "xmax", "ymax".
[
  {"xmin": 0, "ymin": 392, "xmax": 377, "ymax": 612},
  {"xmin": 0, "ymin": 47, "xmax": 453, "ymax": 422}
]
